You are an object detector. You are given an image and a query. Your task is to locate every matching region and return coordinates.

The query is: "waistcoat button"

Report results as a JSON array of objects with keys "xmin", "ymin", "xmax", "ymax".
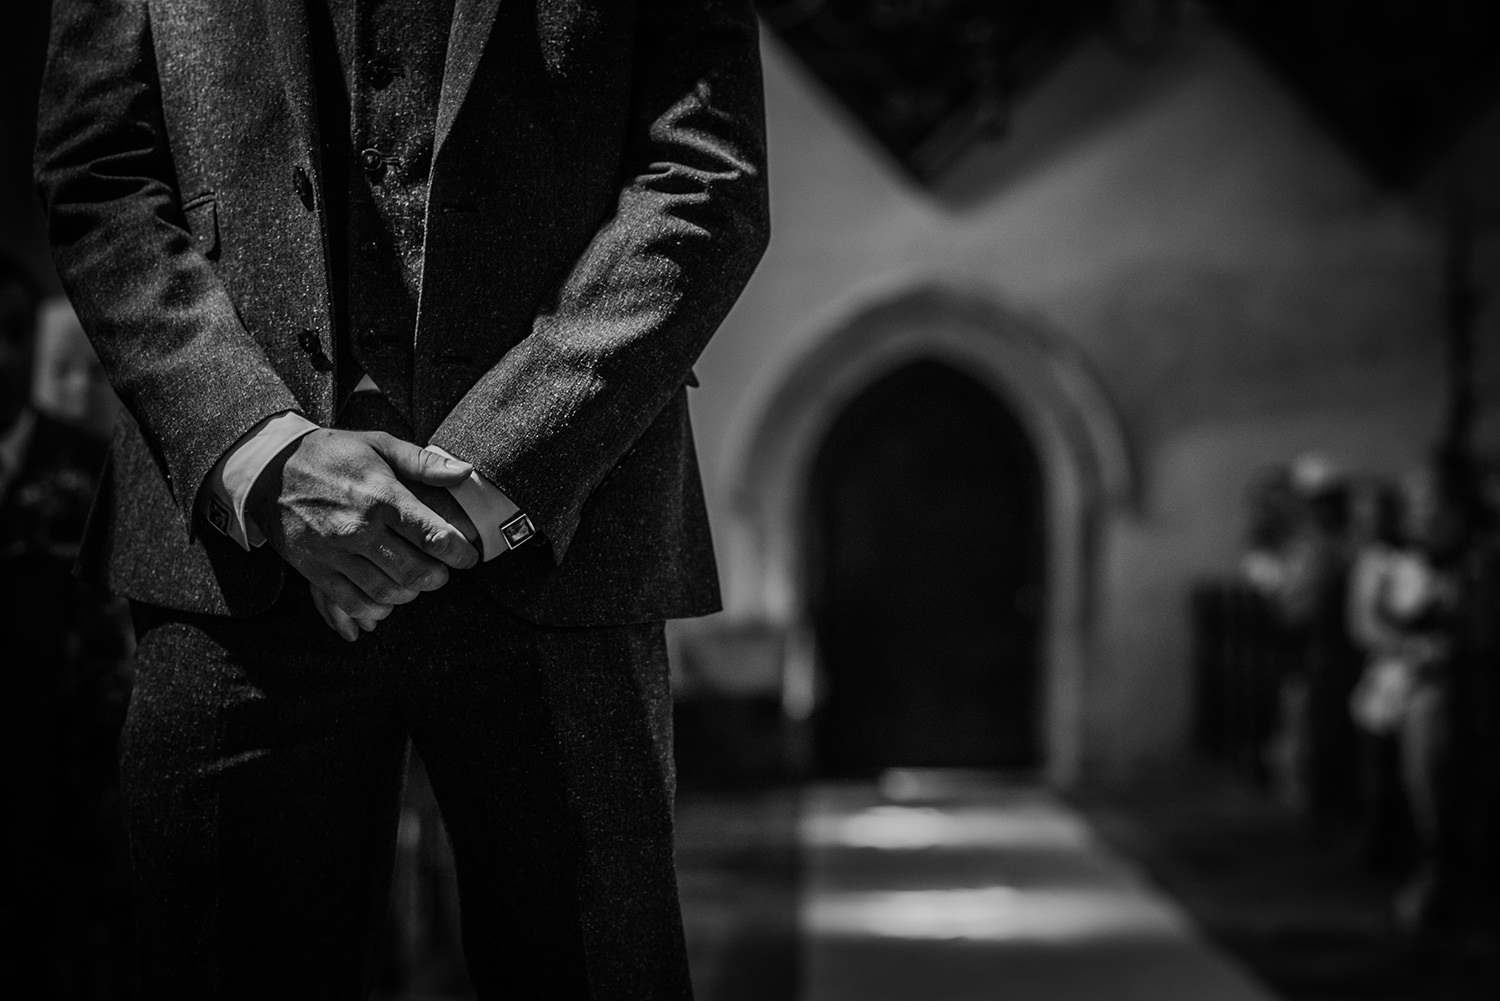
[
  {"xmin": 292, "ymin": 165, "xmax": 315, "ymax": 210},
  {"xmin": 366, "ymin": 55, "xmax": 397, "ymax": 90},
  {"xmin": 359, "ymin": 148, "xmax": 385, "ymax": 175}
]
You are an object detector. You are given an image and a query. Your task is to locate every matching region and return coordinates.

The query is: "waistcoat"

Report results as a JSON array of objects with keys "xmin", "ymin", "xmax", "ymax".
[{"xmin": 311, "ymin": 0, "xmax": 457, "ymax": 421}]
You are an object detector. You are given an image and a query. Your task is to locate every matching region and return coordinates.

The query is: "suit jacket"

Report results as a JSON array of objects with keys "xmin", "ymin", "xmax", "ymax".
[{"xmin": 35, "ymin": 0, "xmax": 769, "ymax": 625}]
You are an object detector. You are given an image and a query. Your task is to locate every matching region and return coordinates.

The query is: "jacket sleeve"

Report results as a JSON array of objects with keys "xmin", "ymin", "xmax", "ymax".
[
  {"xmin": 34, "ymin": 0, "xmax": 303, "ymax": 533},
  {"xmin": 427, "ymin": 0, "xmax": 770, "ymax": 563}
]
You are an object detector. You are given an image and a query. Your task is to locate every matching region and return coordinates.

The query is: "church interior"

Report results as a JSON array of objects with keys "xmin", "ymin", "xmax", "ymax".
[{"xmin": 4, "ymin": 1, "xmax": 1499, "ymax": 998}]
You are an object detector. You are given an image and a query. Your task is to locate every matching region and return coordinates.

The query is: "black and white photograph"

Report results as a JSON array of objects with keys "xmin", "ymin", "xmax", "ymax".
[{"xmin": 3, "ymin": 2, "xmax": 1499, "ymax": 999}]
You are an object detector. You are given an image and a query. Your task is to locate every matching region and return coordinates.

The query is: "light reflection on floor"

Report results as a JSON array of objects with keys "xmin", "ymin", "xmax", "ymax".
[
  {"xmin": 808, "ymin": 885, "xmax": 1186, "ymax": 943},
  {"xmin": 805, "ymin": 801, "xmax": 1091, "ymax": 851},
  {"xmin": 800, "ymin": 771, "xmax": 1283, "ymax": 1001}
]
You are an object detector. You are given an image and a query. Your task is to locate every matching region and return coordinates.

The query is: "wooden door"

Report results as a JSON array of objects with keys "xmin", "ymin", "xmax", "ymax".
[{"xmin": 807, "ymin": 360, "xmax": 1044, "ymax": 773}]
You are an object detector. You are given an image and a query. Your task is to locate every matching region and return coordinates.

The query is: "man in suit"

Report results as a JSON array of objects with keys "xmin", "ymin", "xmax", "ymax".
[{"xmin": 35, "ymin": 1, "xmax": 768, "ymax": 997}]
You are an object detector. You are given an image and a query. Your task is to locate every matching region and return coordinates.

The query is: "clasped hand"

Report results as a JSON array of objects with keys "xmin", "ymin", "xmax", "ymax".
[{"xmin": 248, "ymin": 428, "xmax": 481, "ymax": 641}]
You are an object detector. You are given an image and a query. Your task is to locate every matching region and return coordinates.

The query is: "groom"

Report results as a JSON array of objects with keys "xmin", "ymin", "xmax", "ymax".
[{"xmin": 35, "ymin": 0, "xmax": 768, "ymax": 997}]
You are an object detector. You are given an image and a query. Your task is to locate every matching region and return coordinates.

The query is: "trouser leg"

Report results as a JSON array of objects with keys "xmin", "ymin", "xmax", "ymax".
[
  {"xmin": 393, "ymin": 585, "xmax": 690, "ymax": 1000},
  {"xmin": 1358, "ymin": 731, "xmax": 1406, "ymax": 870},
  {"xmin": 121, "ymin": 593, "xmax": 408, "ymax": 1000},
  {"xmin": 1391, "ymin": 679, "xmax": 1454, "ymax": 930},
  {"xmin": 1401, "ymin": 680, "xmax": 1451, "ymax": 863}
]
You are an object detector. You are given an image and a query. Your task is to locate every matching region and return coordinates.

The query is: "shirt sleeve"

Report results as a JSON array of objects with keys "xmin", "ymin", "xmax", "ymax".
[
  {"xmin": 200, "ymin": 411, "xmax": 318, "ymax": 549},
  {"xmin": 424, "ymin": 444, "xmax": 532, "ymax": 562}
]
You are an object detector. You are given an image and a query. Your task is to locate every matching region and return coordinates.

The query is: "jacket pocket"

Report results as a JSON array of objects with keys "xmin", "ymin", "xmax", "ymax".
[{"xmin": 182, "ymin": 193, "xmax": 220, "ymax": 260}]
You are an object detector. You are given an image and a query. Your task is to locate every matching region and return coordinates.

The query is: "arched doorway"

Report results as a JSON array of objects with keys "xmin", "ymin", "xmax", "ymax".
[
  {"xmin": 806, "ymin": 359, "xmax": 1045, "ymax": 774},
  {"xmin": 720, "ymin": 284, "xmax": 1136, "ymax": 784}
]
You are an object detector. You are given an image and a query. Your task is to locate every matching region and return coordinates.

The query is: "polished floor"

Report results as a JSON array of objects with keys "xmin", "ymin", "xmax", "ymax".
[{"xmin": 678, "ymin": 771, "xmax": 1280, "ymax": 1001}]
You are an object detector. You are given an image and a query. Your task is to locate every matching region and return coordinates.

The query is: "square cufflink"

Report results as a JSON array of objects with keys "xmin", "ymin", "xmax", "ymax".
[
  {"xmin": 500, "ymin": 512, "xmax": 536, "ymax": 551},
  {"xmin": 206, "ymin": 492, "xmax": 232, "ymax": 535}
]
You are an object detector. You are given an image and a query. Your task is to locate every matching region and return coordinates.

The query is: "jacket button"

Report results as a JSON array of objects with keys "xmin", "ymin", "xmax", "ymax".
[
  {"xmin": 297, "ymin": 328, "xmax": 334, "ymax": 372},
  {"xmin": 359, "ymin": 148, "xmax": 385, "ymax": 175},
  {"xmin": 292, "ymin": 165, "xmax": 315, "ymax": 210}
]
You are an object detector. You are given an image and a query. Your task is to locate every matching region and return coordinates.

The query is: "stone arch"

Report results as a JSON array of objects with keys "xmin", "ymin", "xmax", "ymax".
[{"xmin": 722, "ymin": 283, "xmax": 1135, "ymax": 784}]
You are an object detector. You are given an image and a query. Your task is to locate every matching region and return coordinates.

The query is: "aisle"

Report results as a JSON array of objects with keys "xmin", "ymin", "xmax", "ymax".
[{"xmin": 799, "ymin": 771, "xmax": 1283, "ymax": 1001}]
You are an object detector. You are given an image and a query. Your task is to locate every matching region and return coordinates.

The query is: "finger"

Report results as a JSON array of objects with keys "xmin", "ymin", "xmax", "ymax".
[
  {"xmin": 343, "ymin": 556, "xmax": 424, "ymax": 607},
  {"xmin": 367, "ymin": 533, "xmax": 451, "ymax": 593},
  {"xmin": 320, "ymin": 574, "xmax": 396, "ymax": 624},
  {"xmin": 309, "ymin": 582, "xmax": 359, "ymax": 642},
  {"xmin": 307, "ymin": 583, "xmax": 341, "ymax": 638},
  {"xmin": 367, "ymin": 432, "xmax": 472, "ymax": 487},
  {"xmin": 382, "ymin": 494, "xmax": 480, "ymax": 571},
  {"xmin": 331, "ymin": 604, "xmax": 365, "ymax": 640}
]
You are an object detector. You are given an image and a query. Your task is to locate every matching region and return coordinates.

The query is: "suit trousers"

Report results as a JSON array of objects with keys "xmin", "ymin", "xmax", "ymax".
[{"xmin": 119, "ymin": 401, "xmax": 690, "ymax": 1001}]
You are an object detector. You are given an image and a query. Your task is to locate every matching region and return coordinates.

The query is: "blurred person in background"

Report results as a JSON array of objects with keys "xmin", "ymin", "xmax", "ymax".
[
  {"xmin": 1343, "ymin": 475, "xmax": 1409, "ymax": 870},
  {"xmin": 1240, "ymin": 462, "xmax": 1302, "ymax": 597},
  {"xmin": 1, "ymin": 252, "xmax": 135, "ymax": 998},
  {"xmin": 0, "ymin": 251, "xmax": 111, "ymax": 582},
  {"xmin": 1347, "ymin": 463, "xmax": 1466, "ymax": 932},
  {"xmin": 1246, "ymin": 454, "xmax": 1357, "ymax": 820},
  {"xmin": 32, "ymin": 296, "xmax": 121, "ymax": 440}
]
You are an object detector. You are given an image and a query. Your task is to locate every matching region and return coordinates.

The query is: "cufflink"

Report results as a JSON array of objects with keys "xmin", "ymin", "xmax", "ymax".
[
  {"xmin": 206, "ymin": 492, "xmax": 233, "ymax": 535},
  {"xmin": 500, "ymin": 512, "xmax": 536, "ymax": 550}
]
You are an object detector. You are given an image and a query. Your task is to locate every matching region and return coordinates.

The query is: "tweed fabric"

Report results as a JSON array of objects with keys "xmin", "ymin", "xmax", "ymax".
[
  {"xmin": 316, "ymin": 0, "xmax": 455, "ymax": 414},
  {"xmin": 124, "ymin": 586, "xmax": 684, "ymax": 1000},
  {"xmin": 36, "ymin": 0, "xmax": 769, "ymax": 624},
  {"xmin": 116, "ymin": 386, "xmax": 688, "ymax": 1000}
]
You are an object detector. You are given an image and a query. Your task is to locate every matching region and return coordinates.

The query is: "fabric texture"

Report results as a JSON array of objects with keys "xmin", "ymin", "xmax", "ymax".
[
  {"xmin": 36, "ymin": 0, "xmax": 770, "ymax": 625},
  {"xmin": 34, "ymin": 1, "xmax": 768, "ymax": 996},
  {"xmin": 119, "ymin": 366, "xmax": 689, "ymax": 1000},
  {"xmin": 316, "ymin": 0, "xmax": 454, "ymax": 417},
  {"xmin": 124, "ymin": 582, "xmax": 685, "ymax": 1000}
]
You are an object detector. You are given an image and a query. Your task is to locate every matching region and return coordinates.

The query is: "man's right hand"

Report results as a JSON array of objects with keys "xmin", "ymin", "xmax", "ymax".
[{"xmin": 248, "ymin": 428, "xmax": 480, "ymax": 626}]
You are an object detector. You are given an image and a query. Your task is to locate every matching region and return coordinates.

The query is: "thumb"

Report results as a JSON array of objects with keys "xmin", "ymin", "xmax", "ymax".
[{"xmin": 368, "ymin": 434, "xmax": 473, "ymax": 486}]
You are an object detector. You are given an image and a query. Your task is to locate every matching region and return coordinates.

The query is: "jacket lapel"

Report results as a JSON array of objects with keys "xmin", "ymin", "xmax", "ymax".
[
  {"xmin": 436, "ymin": 0, "xmax": 505, "ymax": 159},
  {"xmin": 260, "ymin": 0, "xmax": 321, "ymax": 154}
]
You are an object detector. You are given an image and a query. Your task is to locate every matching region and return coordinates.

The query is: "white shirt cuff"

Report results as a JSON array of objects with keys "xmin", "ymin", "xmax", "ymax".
[
  {"xmin": 425, "ymin": 445, "xmax": 524, "ymax": 562},
  {"xmin": 202, "ymin": 411, "xmax": 319, "ymax": 550}
]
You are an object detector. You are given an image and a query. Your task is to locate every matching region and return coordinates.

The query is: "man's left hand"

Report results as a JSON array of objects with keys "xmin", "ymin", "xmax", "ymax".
[
  {"xmin": 307, "ymin": 481, "xmax": 480, "ymax": 640},
  {"xmin": 310, "ymin": 581, "xmax": 371, "ymax": 641}
]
